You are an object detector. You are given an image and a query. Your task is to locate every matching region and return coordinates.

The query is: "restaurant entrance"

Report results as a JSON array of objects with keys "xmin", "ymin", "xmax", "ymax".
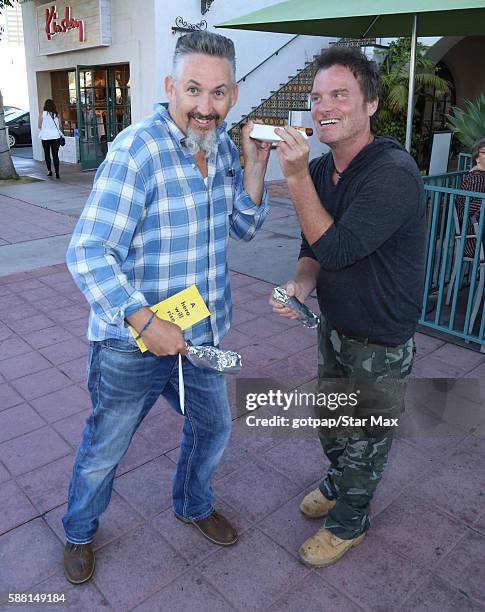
[{"xmin": 76, "ymin": 64, "xmax": 131, "ymax": 170}]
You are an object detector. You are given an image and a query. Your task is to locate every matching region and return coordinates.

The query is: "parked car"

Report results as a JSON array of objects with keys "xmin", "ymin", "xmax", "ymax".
[
  {"xmin": 6, "ymin": 110, "xmax": 31, "ymax": 147},
  {"xmin": 4, "ymin": 105, "xmax": 21, "ymax": 115}
]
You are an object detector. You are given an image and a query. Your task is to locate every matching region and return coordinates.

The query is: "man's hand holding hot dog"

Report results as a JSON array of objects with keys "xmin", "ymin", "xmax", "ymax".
[
  {"xmin": 241, "ymin": 120, "xmax": 272, "ymax": 205},
  {"xmin": 274, "ymin": 126, "xmax": 334, "ymax": 245},
  {"xmin": 274, "ymin": 126, "xmax": 312, "ymax": 182}
]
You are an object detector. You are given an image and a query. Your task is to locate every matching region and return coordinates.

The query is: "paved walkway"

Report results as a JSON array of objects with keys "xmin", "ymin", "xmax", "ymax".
[{"xmin": 0, "ymin": 156, "xmax": 484, "ymax": 611}]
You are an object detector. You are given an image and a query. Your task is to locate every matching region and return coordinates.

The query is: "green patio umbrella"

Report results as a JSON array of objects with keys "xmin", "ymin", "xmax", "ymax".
[{"xmin": 216, "ymin": 0, "xmax": 485, "ymax": 151}]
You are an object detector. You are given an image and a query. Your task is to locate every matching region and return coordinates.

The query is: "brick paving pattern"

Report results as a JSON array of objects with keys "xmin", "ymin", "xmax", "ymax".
[{"xmin": 0, "ymin": 157, "xmax": 484, "ymax": 610}]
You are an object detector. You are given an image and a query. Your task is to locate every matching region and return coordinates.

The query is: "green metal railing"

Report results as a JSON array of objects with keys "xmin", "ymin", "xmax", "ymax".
[
  {"xmin": 457, "ymin": 152, "xmax": 472, "ymax": 172},
  {"xmin": 421, "ymin": 171, "xmax": 485, "ymax": 350}
]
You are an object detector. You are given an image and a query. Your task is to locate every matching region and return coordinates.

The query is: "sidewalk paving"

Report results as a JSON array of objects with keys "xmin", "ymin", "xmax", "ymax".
[{"xmin": 0, "ymin": 156, "xmax": 484, "ymax": 611}]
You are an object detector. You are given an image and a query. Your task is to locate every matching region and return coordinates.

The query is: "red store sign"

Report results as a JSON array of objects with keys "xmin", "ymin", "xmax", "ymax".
[{"xmin": 45, "ymin": 5, "xmax": 85, "ymax": 42}]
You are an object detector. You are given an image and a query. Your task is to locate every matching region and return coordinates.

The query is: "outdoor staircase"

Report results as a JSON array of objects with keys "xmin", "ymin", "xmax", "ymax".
[{"xmin": 228, "ymin": 56, "xmax": 319, "ymax": 152}]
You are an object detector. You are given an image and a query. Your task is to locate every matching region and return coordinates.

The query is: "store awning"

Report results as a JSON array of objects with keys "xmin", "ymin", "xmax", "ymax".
[{"xmin": 216, "ymin": 0, "xmax": 485, "ymax": 38}]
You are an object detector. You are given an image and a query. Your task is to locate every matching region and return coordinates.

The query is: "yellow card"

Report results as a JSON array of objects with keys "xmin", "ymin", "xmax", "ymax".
[{"xmin": 128, "ymin": 285, "xmax": 210, "ymax": 352}]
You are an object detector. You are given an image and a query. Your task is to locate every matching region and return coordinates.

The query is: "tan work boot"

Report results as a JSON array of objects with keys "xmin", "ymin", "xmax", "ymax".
[
  {"xmin": 299, "ymin": 527, "xmax": 366, "ymax": 567},
  {"xmin": 299, "ymin": 488, "xmax": 336, "ymax": 518}
]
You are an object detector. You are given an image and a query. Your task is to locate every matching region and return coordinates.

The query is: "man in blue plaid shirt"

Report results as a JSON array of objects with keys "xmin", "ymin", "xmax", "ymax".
[{"xmin": 63, "ymin": 31, "xmax": 271, "ymax": 584}]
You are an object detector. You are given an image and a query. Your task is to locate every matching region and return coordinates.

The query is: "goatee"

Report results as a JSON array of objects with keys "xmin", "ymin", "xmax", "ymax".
[{"xmin": 185, "ymin": 125, "xmax": 218, "ymax": 157}]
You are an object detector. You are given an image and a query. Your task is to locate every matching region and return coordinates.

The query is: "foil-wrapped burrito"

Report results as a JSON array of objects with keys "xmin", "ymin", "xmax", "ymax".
[
  {"xmin": 272, "ymin": 286, "xmax": 319, "ymax": 329},
  {"xmin": 186, "ymin": 344, "xmax": 242, "ymax": 374}
]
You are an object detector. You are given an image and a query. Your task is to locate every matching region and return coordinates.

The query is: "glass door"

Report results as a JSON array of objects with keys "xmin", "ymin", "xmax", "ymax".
[
  {"xmin": 76, "ymin": 64, "xmax": 131, "ymax": 171},
  {"xmin": 111, "ymin": 64, "xmax": 131, "ymax": 143}
]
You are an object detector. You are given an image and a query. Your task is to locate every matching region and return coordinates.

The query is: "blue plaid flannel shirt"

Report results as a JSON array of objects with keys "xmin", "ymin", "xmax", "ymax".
[{"xmin": 66, "ymin": 104, "xmax": 270, "ymax": 345}]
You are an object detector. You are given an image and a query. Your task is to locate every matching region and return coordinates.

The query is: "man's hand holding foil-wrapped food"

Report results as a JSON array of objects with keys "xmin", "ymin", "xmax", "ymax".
[{"xmin": 269, "ymin": 258, "xmax": 320, "ymax": 321}]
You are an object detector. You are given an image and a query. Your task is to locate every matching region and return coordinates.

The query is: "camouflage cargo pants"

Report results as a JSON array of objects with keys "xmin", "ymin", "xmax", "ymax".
[{"xmin": 315, "ymin": 318, "xmax": 415, "ymax": 539}]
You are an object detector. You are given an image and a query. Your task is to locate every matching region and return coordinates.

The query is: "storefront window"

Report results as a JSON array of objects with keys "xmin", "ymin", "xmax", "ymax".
[
  {"xmin": 51, "ymin": 69, "xmax": 78, "ymax": 137},
  {"xmin": 68, "ymin": 71, "xmax": 77, "ymax": 104}
]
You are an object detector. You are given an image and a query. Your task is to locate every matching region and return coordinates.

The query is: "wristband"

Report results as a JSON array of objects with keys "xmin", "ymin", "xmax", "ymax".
[{"xmin": 135, "ymin": 311, "xmax": 157, "ymax": 340}]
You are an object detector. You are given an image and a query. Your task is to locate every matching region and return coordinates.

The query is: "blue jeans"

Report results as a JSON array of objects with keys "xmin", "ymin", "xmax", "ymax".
[{"xmin": 62, "ymin": 338, "xmax": 231, "ymax": 544}]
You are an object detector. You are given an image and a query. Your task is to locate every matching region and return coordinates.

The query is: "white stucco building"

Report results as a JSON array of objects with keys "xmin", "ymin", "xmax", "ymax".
[
  {"xmin": 19, "ymin": 1, "xmax": 484, "ymax": 173},
  {"xmin": 0, "ymin": 4, "xmax": 29, "ymax": 110},
  {"xmin": 19, "ymin": 0, "xmax": 331, "ymax": 170}
]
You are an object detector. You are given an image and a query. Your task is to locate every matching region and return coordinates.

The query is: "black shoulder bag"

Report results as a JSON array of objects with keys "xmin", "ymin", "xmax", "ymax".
[{"xmin": 50, "ymin": 112, "xmax": 66, "ymax": 146}]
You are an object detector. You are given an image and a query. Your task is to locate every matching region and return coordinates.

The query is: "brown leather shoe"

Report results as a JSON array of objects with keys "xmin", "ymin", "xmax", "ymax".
[
  {"xmin": 175, "ymin": 510, "xmax": 238, "ymax": 546},
  {"xmin": 63, "ymin": 542, "xmax": 95, "ymax": 584}
]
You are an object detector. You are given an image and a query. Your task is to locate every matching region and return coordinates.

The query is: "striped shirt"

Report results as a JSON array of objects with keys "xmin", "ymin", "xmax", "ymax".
[{"xmin": 66, "ymin": 104, "xmax": 269, "ymax": 345}]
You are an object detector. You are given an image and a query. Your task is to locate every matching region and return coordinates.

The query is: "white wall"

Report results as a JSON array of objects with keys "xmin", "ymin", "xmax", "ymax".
[
  {"xmin": 0, "ymin": 10, "xmax": 28, "ymax": 109},
  {"xmin": 0, "ymin": 45, "xmax": 29, "ymax": 109}
]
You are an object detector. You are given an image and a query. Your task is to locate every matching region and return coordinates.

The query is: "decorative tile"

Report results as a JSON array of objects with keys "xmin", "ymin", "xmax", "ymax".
[
  {"xmin": 257, "ymin": 482, "xmax": 323, "ymax": 558},
  {"xmin": 0, "ymin": 461, "xmax": 10, "ymax": 484},
  {"xmin": 261, "ymin": 436, "xmax": 328, "ymax": 487}
]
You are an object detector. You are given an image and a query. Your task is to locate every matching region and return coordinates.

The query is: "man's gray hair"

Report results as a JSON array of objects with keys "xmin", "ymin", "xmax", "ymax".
[{"xmin": 172, "ymin": 31, "xmax": 236, "ymax": 82}]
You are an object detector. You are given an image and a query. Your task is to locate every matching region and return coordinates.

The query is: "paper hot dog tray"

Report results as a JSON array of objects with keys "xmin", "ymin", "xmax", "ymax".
[{"xmin": 250, "ymin": 123, "xmax": 313, "ymax": 143}]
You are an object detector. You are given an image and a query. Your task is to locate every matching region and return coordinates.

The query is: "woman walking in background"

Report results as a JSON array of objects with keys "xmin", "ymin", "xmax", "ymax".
[{"xmin": 38, "ymin": 99, "xmax": 62, "ymax": 179}]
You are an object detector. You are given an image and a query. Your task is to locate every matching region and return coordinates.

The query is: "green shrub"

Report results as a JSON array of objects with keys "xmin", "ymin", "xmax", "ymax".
[{"xmin": 446, "ymin": 95, "xmax": 485, "ymax": 149}]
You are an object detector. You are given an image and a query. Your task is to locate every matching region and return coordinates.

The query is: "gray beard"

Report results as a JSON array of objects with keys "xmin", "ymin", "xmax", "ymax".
[{"xmin": 185, "ymin": 126, "xmax": 218, "ymax": 157}]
